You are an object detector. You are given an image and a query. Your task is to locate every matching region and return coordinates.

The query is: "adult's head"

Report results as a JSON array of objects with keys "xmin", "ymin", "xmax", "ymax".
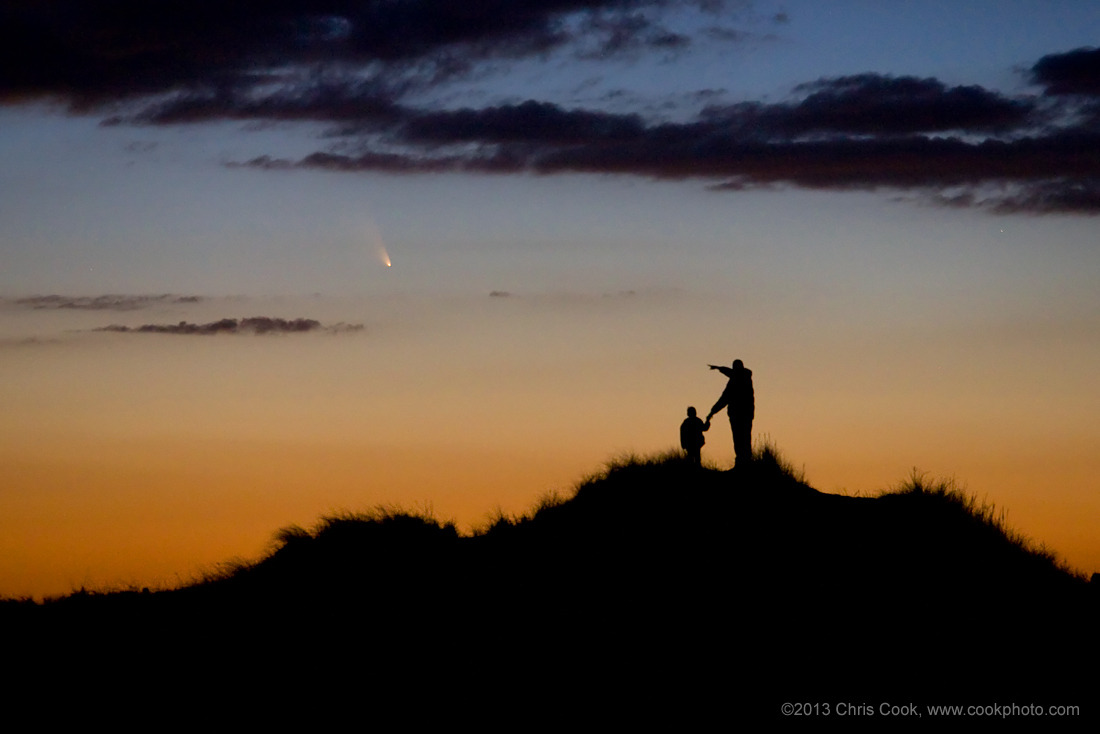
[
  {"xmin": 687, "ymin": 406, "xmax": 697, "ymax": 417},
  {"xmin": 732, "ymin": 359, "xmax": 744, "ymax": 369}
]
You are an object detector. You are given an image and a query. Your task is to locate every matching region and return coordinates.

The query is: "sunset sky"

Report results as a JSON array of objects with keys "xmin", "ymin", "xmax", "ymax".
[{"xmin": 2, "ymin": 1, "xmax": 1099, "ymax": 598}]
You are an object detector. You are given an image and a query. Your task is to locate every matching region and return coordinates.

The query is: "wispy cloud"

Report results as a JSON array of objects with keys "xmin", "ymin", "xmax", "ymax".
[
  {"xmin": 95, "ymin": 317, "xmax": 363, "ymax": 336},
  {"xmin": 0, "ymin": 336, "xmax": 62, "ymax": 349},
  {"xmin": 11, "ymin": 295, "xmax": 203, "ymax": 311}
]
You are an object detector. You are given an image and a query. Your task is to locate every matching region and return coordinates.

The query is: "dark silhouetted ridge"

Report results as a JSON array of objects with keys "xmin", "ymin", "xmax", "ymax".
[{"xmin": 5, "ymin": 446, "xmax": 1097, "ymax": 711}]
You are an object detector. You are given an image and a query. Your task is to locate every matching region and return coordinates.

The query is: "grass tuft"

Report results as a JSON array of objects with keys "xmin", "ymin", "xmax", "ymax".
[
  {"xmin": 751, "ymin": 440, "xmax": 805, "ymax": 482},
  {"xmin": 880, "ymin": 468, "xmax": 1079, "ymax": 577}
]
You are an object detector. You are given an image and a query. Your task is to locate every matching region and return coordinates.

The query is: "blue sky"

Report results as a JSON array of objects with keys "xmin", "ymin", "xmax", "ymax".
[{"xmin": 4, "ymin": 1, "xmax": 1100, "ymax": 297}]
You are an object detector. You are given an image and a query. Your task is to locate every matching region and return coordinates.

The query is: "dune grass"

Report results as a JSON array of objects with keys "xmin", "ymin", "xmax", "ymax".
[
  {"xmin": 11, "ymin": 441, "xmax": 1086, "ymax": 602},
  {"xmin": 880, "ymin": 469, "xmax": 1079, "ymax": 578},
  {"xmin": 6, "ymin": 440, "xmax": 1094, "ymax": 712}
]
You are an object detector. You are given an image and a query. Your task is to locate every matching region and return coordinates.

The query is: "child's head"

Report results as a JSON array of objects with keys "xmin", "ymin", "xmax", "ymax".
[{"xmin": 686, "ymin": 406, "xmax": 697, "ymax": 417}]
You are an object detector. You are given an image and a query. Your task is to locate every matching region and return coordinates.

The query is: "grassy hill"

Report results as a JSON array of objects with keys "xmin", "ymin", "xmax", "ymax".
[{"xmin": 6, "ymin": 446, "xmax": 1096, "ymax": 710}]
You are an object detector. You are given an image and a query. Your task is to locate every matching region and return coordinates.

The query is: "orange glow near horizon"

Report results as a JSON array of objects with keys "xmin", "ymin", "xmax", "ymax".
[
  {"xmin": 1, "ymin": 292, "xmax": 1098, "ymax": 599},
  {"xmin": 3, "ymin": 430, "xmax": 1097, "ymax": 600},
  {"xmin": 0, "ymin": 436, "xmax": 598, "ymax": 598}
]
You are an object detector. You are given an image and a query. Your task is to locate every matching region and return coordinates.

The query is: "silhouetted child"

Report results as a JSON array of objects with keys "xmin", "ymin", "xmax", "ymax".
[{"xmin": 680, "ymin": 407, "xmax": 710, "ymax": 465}]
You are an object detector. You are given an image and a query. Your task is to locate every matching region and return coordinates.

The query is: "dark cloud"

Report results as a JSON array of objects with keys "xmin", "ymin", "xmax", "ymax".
[
  {"xmin": 401, "ymin": 99, "xmax": 645, "ymax": 145},
  {"xmin": 1032, "ymin": 47, "xmax": 1100, "ymax": 96},
  {"xmin": 275, "ymin": 122, "xmax": 1100, "ymax": 185},
  {"xmin": 217, "ymin": 63, "xmax": 1100, "ymax": 214},
  {"xmin": 217, "ymin": 72, "xmax": 1096, "ymax": 213},
  {"xmin": 0, "ymin": 0, "xmax": 728, "ymax": 109},
  {"xmin": 223, "ymin": 74, "xmax": 1031, "ymax": 146},
  {"xmin": 766, "ymin": 74, "xmax": 1035, "ymax": 135},
  {"xmin": 14, "ymin": 294, "xmax": 203, "ymax": 311},
  {"xmin": 99, "ymin": 318, "xmax": 244, "ymax": 335},
  {"xmin": 96, "ymin": 317, "xmax": 363, "ymax": 335},
  {"xmin": 7, "ymin": 2, "xmax": 1099, "ymax": 215}
]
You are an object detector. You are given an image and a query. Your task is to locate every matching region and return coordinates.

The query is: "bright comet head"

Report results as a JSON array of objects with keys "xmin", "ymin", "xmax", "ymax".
[{"xmin": 366, "ymin": 218, "xmax": 391, "ymax": 267}]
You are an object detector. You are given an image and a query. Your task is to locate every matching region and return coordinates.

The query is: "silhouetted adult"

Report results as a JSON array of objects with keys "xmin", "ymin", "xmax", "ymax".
[
  {"xmin": 705, "ymin": 359, "xmax": 754, "ymax": 467},
  {"xmin": 679, "ymin": 406, "xmax": 710, "ymax": 466}
]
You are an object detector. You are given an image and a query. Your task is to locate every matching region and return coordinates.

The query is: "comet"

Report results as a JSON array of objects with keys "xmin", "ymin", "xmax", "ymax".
[{"xmin": 366, "ymin": 219, "xmax": 392, "ymax": 267}]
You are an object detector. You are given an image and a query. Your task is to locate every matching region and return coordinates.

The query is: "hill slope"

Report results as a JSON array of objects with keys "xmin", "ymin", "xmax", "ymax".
[{"xmin": 7, "ymin": 447, "xmax": 1096, "ymax": 708}]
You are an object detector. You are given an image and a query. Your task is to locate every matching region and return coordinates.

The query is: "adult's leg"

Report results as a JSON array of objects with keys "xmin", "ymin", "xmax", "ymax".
[{"xmin": 731, "ymin": 416, "xmax": 752, "ymax": 466}]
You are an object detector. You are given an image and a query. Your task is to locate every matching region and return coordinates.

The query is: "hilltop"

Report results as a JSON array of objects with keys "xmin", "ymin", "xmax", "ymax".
[{"xmin": 6, "ymin": 447, "xmax": 1096, "ymax": 709}]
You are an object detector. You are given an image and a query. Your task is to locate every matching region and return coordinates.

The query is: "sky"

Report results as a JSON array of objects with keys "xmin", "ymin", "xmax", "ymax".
[{"xmin": 2, "ymin": 1, "xmax": 1100, "ymax": 598}]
